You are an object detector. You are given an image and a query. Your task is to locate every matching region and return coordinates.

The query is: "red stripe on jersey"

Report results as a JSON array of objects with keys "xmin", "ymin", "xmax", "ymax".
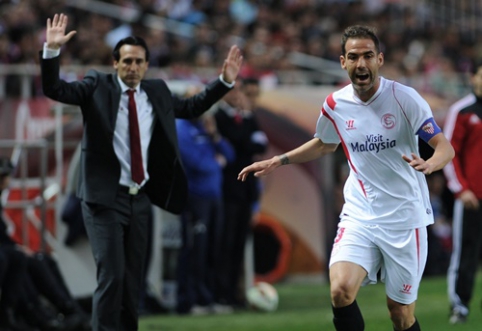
[
  {"xmin": 327, "ymin": 93, "xmax": 336, "ymax": 110},
  {"xmin": 321, "ymin": 106, "xmax": 367, "ymax": 198}
]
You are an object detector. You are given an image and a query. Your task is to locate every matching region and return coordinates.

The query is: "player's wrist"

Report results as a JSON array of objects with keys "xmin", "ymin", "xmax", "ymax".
[{"xmin": 277, "ymin": 154, "xmax": 290, "ymax": 165}]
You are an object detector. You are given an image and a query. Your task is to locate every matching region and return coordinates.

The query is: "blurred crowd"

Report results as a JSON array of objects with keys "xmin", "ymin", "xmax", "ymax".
[{"xmin": 1, "ymin": 0, "xmax": 482, "ymax": 101}]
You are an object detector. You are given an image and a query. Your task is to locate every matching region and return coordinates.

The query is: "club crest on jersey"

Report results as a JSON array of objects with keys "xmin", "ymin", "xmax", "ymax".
[
  {"xmin": 346, "ymin": 119, "xmax": 356, "ymax": 130},
  {"xmin": 381, "ymin": 113, "xmax": 396, "ymax": 129},
  {"xmin": 350, "ymin": 134, "xmax": 397, "ymax": 153},
  {"xmin": 422, "ymin": 122, "xmax": 435, "ymax": 134}
]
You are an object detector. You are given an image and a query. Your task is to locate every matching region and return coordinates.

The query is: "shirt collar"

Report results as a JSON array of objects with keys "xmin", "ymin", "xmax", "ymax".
[{"xmin": 117, "ymin": 75, "xmax": 140, "ymax": 94}]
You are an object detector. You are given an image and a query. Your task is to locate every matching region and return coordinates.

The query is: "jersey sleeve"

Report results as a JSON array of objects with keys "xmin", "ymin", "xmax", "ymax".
[
  {"xmin": 396, "ymin": 85, "xmax": 437, "ymax": 137},
  {"xmin": 314, "ymin": 101, "xmax": 340, "ymax": 144}
]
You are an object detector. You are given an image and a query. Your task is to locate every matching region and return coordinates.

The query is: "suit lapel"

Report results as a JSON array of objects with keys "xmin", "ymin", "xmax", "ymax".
[
  {"xmin": 108, "ymin": 74, "xmax": 122, "ymax": 134},
  {"xmin": 141, "ymin": 81, "xmax": 178, "ymax": 147},
  {"xmin": 141, "ymin": 81, "xmax": 162, "ymax": 116}
]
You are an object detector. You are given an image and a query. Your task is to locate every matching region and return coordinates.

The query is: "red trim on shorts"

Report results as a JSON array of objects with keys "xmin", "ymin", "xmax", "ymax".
[{"xmin": 415, "ymin": 228, "xmax": 420, "ymax": 275}]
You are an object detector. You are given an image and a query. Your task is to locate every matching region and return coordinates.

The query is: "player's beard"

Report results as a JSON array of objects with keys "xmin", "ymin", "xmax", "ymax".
[{"xmin": 351, "ymin": 72, "xmax": 379, "ymax": 100}]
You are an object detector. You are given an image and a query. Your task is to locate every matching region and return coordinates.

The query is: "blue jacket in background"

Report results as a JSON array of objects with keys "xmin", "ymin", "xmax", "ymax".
[{"xmin": 176, "ymin": 119, "xmax": 235, "ymax": 198}]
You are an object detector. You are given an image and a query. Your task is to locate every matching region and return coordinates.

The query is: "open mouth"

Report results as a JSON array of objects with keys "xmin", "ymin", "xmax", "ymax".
[{"xmin": 356, "ymin": 73, "xmax": 370, "ymax": 82}]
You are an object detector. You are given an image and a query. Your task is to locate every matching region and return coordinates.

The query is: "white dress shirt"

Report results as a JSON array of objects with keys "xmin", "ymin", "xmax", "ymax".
[{"xmin": 115, "ymin": 78, "xmax": 155, "ymax": 188}]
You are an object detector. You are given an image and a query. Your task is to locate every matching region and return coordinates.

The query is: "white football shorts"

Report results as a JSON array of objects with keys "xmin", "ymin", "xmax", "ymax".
[{"xmin": 329, "ymin": 219, "xmax": 428, "ymax": 304}]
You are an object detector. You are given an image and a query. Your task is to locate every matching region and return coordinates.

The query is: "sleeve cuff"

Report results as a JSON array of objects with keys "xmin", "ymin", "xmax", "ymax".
[
  {"xmin": 219, "ymin": 74, "xmax": 235, "ymax": 88},
  {"xmin": 43, "ymin": 42, "xmax": 61, "ymax": 59}
]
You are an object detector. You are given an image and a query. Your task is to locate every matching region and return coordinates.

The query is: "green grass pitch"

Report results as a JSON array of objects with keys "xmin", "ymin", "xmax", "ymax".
[{"xmin": 139, "ymin": 271, "xmax": 482, "ymax": 330}]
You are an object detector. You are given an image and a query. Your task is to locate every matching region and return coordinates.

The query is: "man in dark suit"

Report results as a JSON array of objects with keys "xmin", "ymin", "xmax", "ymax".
[{"xmin": 39, "ymin": 13, "xmax": 242, "ymax": 331}]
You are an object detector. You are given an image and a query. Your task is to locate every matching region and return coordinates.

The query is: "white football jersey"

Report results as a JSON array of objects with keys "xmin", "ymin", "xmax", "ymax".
[{"xmin": 315, "ymin": 77, "xmax": 434, "ymax": 230}]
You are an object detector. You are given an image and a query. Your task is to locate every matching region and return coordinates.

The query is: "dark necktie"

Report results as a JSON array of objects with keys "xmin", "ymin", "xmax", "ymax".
[
  {"xmin": 127, "ymin": 89, "xmax": 145, "ymax": 185},
  {"xmin": 234, "ymin": 111, "xmax": 243, "ymax": 124}
]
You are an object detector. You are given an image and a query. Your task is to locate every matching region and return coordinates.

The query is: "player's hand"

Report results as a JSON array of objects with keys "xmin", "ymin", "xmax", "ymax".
[
  {"xmin": 402, "ymin": 153, "xmax": 434, "ymax": 175},
  {"xmin": 238, "ymin": 156, "xmax": 281, "ymax": 181},
  {"xmin": 459, "ymin": 190, "xmax": 479, "ymax": 210},
  {"xmin": 46, "ymin": 13, "xmax": 77, "ymax": 49},
  {"xmin": 221, "ymin": 45, "xmax": 243, "ymax": 84}
]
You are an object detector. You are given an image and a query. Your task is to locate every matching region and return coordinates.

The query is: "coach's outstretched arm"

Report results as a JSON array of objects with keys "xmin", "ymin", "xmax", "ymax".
[{"xmin": 238, "ymin": 137, "xmax": 338, "ymax": 181}]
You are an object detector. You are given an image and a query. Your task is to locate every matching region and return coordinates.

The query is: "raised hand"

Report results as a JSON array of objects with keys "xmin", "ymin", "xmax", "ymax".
[
  {"xmin": 221, "ymin": 45, "xmax": 243, "ymax": 84},
  {"xmin": 46, "ymin": 13, "xmax": 77, "ymax": 49}
]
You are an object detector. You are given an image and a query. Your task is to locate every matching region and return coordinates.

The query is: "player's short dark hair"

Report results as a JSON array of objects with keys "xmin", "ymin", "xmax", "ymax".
[
  {"xmin": 0, "ymin": 156, "xmax": 13, "ymax": 177},
  {"xmin": 341, "ymin": 25, "xmax": 380, "ymax": 56},
  {"xmin": 112, "ymin": 36, "xmax": 150, "ymax": 62}
]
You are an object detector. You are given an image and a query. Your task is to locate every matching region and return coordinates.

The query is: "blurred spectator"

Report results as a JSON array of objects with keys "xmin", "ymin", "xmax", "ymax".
[
  {"xmin": 0, "ymin": 156, "xmax": 91, "ymax": 331},
  {"xmin": 424, "ymin": 172, "xmax": 451, "ymax": 277},
  {"xmin": 61, "ymin": 144, "xmax": 87, "ymax": 246},
  {"xmin": 443, "ymin": 62, "xmax": 482, "ymax": 325},
  {"xmin": 0, "ymin": 157, "xmax": 32, "ymax": 331},
  {"xmin": 175, "ymin": 86, "xmax": 235, "ymax": 315},
  {"xmin": 427, "ymin": 57, "xmax": 466, "ymax": 102},
  {"xmin": 229, "ymin": 0, "xmax": 258, "ymax": 26},
  {"xmin": 214, "ymin": 77, "xmax": 268, "ymax": 308}
]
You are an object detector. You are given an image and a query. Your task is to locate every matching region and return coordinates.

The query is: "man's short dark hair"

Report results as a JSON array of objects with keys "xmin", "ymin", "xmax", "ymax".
[
  {"xmin": 112, "ymin": 36, "xmax": 150, "ymax": 62},
  {"xmin": 341, "ymin": 25, "xmax": 380, "ymax": 56},
  {"xmin": 0, "ymin": 156, "xmax": 13, "ymax": 177}
]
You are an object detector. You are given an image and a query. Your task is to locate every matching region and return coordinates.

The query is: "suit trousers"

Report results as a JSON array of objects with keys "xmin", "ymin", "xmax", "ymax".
[
  {"xmin": 176, "ymin": 194, "xmax": 223, "ymax": 313},
  {"xmin": 82, "ymin": 188, "xmax": 151, "ymax": 331},
  {"xmin": 216, "ymin": 199, "xmax": 252, "ymax": 305}
]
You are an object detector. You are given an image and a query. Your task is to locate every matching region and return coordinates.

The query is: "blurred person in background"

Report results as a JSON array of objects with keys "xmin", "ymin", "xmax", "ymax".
[
  {"xmin": 0, "ymin": 157, "xmax": 32, "ymax": 331},
  {"xmin": 443, "ymin": 62, "xmax": 482, "ymax": 325},
  {"xmin": 175, "ymin": 86, "xmax": 235, "ymax": 315},
  {"xmin": 423, "ymin": 172, "xmax": 452, "ymax": 277},
  {"xmin": 0, "ymin": 156, "xmax": 90, "ymax": 331},
  {"xmin": 214, "ymin": 77, "xmax": 268, "ymax": 308},
  {"xmin": 39, "ymin": 13, "xmax": 241, "ymax": 331}
]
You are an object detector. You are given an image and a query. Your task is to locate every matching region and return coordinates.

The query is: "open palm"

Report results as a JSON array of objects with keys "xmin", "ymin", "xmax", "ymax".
[
  {"xmin": 221, "ymin": 45, "xmax": 243, "ymax": 83},
  {"xmin": 46, "ymin": 13, "xmax": 77, "ymax": 48}
]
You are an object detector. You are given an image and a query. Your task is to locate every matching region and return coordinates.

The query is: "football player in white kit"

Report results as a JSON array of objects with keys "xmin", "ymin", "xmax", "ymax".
[{"xmin": 238, "ymin": 26, "xmax": 455, "ymax": 331}]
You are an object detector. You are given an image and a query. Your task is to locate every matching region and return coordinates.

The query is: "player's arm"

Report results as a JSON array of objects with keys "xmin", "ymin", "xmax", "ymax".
[
  {"xmin": 238, "ymin": 138, "xmax": 338, "ymax": 181},
  {"xmin": 424, "ymin": 132, "xmax": 455, "ymax": 172},
  {"xmin": 403, "ymin": 120, "xmax": 455, "ymax": 175}
]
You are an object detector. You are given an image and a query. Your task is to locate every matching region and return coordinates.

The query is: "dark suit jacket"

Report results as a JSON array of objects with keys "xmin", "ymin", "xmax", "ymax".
[
  {"xmin": 0, "ymin": 196, "xmax": 16, "ymax": 247},
  {"xmin": 40, "ymin": 54, "xmax": 232, "ymax": 214}
]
